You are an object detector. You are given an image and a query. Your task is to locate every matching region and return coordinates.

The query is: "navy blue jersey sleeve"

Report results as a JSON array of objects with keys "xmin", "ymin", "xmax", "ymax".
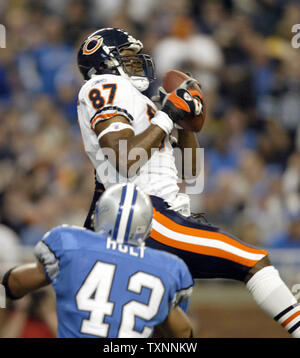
[{"xmin": 34, "ymin": 226, "xmax": 63, "ymax": 283}]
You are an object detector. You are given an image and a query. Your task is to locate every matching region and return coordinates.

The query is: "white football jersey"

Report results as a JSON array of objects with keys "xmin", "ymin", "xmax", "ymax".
[{"xmin": 77, "ymin": 74, "xmax": 179, "ymax": 205}]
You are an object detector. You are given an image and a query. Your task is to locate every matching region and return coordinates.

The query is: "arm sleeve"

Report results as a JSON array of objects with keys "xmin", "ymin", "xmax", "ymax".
[
  {"xmin": 81, "ymin": 76, "xmax": 136, "ymax": 130},
  {"xmin": 170, "ymin": 259, "xmax": 194, "ymax": 312},
  {"xmin": 34, "ymin": 227, "xmax": 63, "ymax": 283}
]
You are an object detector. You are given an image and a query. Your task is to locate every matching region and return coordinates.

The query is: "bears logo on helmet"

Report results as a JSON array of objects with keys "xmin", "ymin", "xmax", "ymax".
[{"xmin": 82, "ymin": 35, "xmax": 104, "ymax": 55}]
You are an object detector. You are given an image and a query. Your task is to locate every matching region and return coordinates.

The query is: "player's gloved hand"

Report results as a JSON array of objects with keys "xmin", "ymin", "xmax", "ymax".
[{"xmin": 154, "ymin": 79, "xmax": 203, "ymax": 123}]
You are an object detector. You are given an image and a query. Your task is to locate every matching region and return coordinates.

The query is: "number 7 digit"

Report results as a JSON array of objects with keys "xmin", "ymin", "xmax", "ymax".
[{"xmin": 103, "ymin": 84, "xmax": 117, "ymax": 104}]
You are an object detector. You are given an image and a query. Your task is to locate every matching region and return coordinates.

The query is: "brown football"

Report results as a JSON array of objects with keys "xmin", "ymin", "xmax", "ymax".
[{"xmin": 162, "ymin": 70, "xmax": 206, "ymax": 132}]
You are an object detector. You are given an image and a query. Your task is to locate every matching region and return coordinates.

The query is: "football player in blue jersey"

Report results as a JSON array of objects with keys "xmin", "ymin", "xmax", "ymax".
[{"xmin": 1, "ymin": 183, "xmax": 194, "ymax": 338}]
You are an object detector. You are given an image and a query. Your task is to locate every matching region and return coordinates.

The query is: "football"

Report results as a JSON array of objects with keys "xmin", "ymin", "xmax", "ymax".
[{"xmin": 162, "ymin": 70, "xmax": 206, "ymax": 132}]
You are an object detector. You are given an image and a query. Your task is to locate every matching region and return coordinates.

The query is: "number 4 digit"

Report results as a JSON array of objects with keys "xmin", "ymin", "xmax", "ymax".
[{"xmin": 76, "ymin": 262, "xmax": 115, "ymax": 337}]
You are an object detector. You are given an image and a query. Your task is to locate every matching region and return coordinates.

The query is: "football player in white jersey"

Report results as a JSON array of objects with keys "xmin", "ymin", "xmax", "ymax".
[{"xmin": 77, "ymin": 28, "xmax": 300, "ymax": 337}]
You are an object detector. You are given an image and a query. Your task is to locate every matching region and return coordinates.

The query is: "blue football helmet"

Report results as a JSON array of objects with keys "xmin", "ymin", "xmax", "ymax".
[{"xmin": 77, "ymin": 28, "xmax": 156, "ymax": 92}]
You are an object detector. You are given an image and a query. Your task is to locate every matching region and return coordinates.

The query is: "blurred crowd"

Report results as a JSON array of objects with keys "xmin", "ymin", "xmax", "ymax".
[{"xmin": 0, "ymin": 0, "xmax": 299, "ymax": 284}]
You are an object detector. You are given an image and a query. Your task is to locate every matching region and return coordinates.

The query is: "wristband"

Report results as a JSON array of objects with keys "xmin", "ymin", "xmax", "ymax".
[
  {"xmin": 2, "ymin": 267, "xmax": 20, "ymax": 300},
  {"xmin": 151, "ymin": 110, "xmax": 174, "ymax": 135}
]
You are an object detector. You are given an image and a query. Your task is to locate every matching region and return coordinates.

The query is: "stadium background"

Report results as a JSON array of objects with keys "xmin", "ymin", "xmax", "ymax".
[{"xmin": 0, "ymin": 0, "xmax": 299, "ymax": 338}]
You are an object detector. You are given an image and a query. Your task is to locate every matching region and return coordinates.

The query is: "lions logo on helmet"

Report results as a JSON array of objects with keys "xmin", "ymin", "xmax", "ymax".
[
  {"xmin": 94, "ymin": 183, "xmax": 153, "ymax": 247},
  {"xmin": 77, "ymin": 28, "xmax": 156, "ymax": 92}
]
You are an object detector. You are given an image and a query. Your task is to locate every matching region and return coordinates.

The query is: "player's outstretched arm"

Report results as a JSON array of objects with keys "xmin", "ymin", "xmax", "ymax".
[
  {"xmin": 153, "ymin": 306, "xmax": 194, "ymax": 338},
  {"xmin": 2, "ymin": 262, "xmax": 49, "ymax": 300}
]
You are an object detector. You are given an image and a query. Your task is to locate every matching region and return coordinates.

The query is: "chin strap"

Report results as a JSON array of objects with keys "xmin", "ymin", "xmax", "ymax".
[
  {"xmin": 128, "ymin": 76, "xmax": 150, "ymax": 92},
  {"xmin": 117, "ymin": 65, "xmax": 150, "ymax": 92}
]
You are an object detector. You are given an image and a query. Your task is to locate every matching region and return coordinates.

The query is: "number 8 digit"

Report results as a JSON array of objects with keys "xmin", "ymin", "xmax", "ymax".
[{"xmin": 88, "ymin": 88, "xmax": 105, "ymax": 109}]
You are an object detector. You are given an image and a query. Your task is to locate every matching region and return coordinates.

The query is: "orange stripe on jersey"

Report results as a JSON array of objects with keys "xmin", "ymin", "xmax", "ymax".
[
  {"xmin": 153, "ymin": 209, "xmax": 268, "ymax": 257},
  {"xmin": 90, "ymin": 112, "xmax": 118, "ymax": 129},
  {"xmin": 150, "ymin": 228, "xmax": 261, "ymax": 267},
  {"xmin": 281, "ymin": 310, "xmax": 300, "ymax": 328}
]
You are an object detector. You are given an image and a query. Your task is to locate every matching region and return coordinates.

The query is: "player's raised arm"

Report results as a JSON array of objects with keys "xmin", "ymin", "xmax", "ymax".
[
  {"xmin": 176, "ymin": 129, "xmax": 200, "ymax": 178},
  {"xmin": 152, "ymin": 74, "xmax": 203, "ymax": 179},
  {"xmin": 93, "ymin": 80, "xmax": 201, "ymax": 178},
  {"xmin": 94, "ymin": 114, "xmax": 168, "ymax": 178},
  {"xmin": 153, "ymin": 306, "xmax": 194, "ymax": 338}
]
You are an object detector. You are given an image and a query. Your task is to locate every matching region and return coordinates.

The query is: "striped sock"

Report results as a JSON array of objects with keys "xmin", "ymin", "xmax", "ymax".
[
  {"xmin": 274, "ymin": 303, "xmax": 300, "ymax": 336},
  {"xmin": 246, "ymin": 266, "xmax": 300, "ymax": 338}
]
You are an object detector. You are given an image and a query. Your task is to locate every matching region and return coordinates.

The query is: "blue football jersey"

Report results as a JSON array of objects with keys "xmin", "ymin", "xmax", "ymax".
[{"xmin": 34, "ymin": 225, "xmax": 194, "ymax": 338}]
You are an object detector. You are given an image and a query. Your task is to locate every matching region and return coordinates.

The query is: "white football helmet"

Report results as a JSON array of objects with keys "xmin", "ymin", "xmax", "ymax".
[{"xmin": 94, "ymin": 183, "xmax": 153, "ymax": 246}]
